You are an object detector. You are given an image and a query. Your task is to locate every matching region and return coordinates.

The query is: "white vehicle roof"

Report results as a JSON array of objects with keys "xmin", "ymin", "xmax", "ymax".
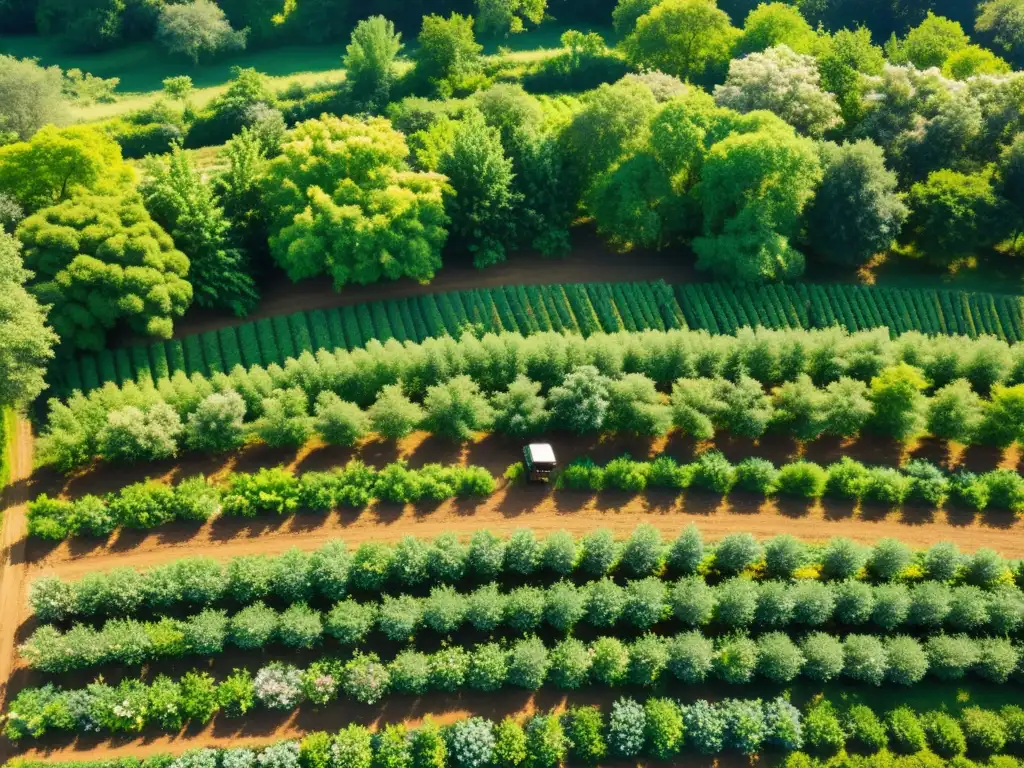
[{"xmin": 526, "ymin": 443, "xmax": 556, "ymax": 464}]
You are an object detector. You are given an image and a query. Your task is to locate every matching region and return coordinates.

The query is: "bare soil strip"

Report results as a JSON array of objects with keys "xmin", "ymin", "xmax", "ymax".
[{"xmin": 0, "ymin": 419, "xmax": 31, "ymax": 715}]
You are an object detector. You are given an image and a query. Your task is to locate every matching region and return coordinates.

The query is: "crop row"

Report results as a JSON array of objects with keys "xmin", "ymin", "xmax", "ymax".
[
  {"xmin": 23, "ymin": 576, "xmax": 1024, "ymax": 674},
  {"xmin": 28, "ymin": 449, "xmax": 1024, "ymax": 544},
  {"xmin": 8, "ymin": 697, "xmax": 1024, "ymax": 768},
  {"xmin": 40, "ymin": 325, "xmax": 1024, "ymax": 472},
  {"xmin": 8, "ymin": 631, "xmax": 1020, "ymax": 739},
  {"xmin": 59, "ymin": 280, "xmax": 1024, "ymax": 397},
  {"xmin": 674, "ymin": 282, "xmax": 1024, "ymax": 343},
  {"xmin": 30, "ymin": 523, "xmax": 1017, "ymax": 624},
  {"xmin": 56, "ymin": 281, "xmax": 685, "ymax": 396},
  {"xmin": 27, "ymin": 461, "xmax": 496, "ymax": 540}
]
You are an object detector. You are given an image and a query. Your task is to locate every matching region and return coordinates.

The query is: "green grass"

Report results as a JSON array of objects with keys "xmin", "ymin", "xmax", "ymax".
[
  {"xmin": 2, "ymin": 23, "xmax": 593, "ymax": 123},
  {"xmin": 0, "ymin": 408, "xmax": 14, "ymax": 492}
]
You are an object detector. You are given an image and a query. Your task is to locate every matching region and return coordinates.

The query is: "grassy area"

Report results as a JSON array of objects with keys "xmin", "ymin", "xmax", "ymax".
[
  {"xmin": 0, "ymin": 408, "xmax": 14, "ymax": 492},
  {"xmin": 1, "ymin": 23, "xmax": 597, "ymax": 123}
]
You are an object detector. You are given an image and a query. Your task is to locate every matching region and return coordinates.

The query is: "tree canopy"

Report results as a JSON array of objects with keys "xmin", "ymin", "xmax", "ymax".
[
  {"xmin": 140, "ymin": 145, "xmax": 259, "ymax": 317},
  {"xmin": 0, "ymin": 55, "xmax": 68, "ymax": 142},
  {"xmin": 693, "ymin": 116, "xmax": 822, "ymax": 281},
  {"xmin": 804, "ymin": 139, "xmax": 908, "ymax": 266},
  {"xmin": 622, "ymin": 0, "xmax": 737, "ymax": 83},
  {"xmin": 0, "ymin": 125, "xmax": 132, "ymax": 213},
  {"xmin": 0, "ymin": 230, "xmax": 56, "ymax": 407},
  {"xmin": 263, "ymin": 115, "xmax": 450, "ymax": 289},
  {"xmin": 17, "ymin": 194, "xmax": 192, "ymax": 351}
]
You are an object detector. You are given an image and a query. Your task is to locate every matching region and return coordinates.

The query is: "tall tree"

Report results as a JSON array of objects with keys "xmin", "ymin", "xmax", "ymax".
[
  {"xmin": 474, "ymin": 84, "xmax": 572, "ymax": 255},
  {"xmin": 901, "ymin": 168, "xmax": 1007, "ymax": 267},
  {"xmin": 815, "ymin": 27, "xmax": 885, "ymax": 126},
  {"xmin": 976, "ymin": 0, "xmax": 1024, "ymax": 67},
  {"xmin": 214, "ymin": 128, "xmax": 270, "ymax": 272},
  {"xmin": 886, "ymin": 12, "xmax": 969, "ymax": 68},
  {"xmin": 415, "ymin": 13, "xmax": 483, "ymax": 92},
  {"xmin": 0, "ymin": 230, "xmax": 56, "ymax": 407},
  {"xmin": 622, "ymin": 0, "xmax": 738, "ymax": 84},
  {"xmin": 0, "ymin": 125, "xmax": 131, "ymax": 212},
  {"xmin": 156, "ymin": 0, "xmax": 247, "ymax": 63},
  {"xmin": 0, "ymin": 55, "xmax": 68, "ymax": 141},
  {"xmin": 263, "ymin": 115, "xmax": 449, "ymax": 288},
  {"xmin": 475, "ymin": 0, "xmax": 546, "ymax": 36},
  {"xmin": 693, "ymin": 117, "xmax": 822, "ymax": 281},
  {"xmin": 558, "ymin": 79, "xmax": 659, "ymax": 199},
  {"xmin": 996, "ymin": 133, "xmax": 1024, "ymax": 251},
  {"xmin": 734, "ymin": 2, "xmax": 819, "ymax": 55},
  {"xmin": 714, "ymin": 45, "xmax": 842, "ymax": 137},
  {"xmin": 141, "ymin": 145, "xmax": 259, "ymax": 317},
  {"xmin": 804, "ymin": 140, "xmax": 907, "ymax": 267},
  {"xmin": 343, "ymin": 16, "xmax": 404, "ymax": 110},
  {"xmin": 17, "ymin": 194, "xmax": 192, "ymax": 351},
  {"xmin": 438, "ymin": 110, "xmax": 518, "ymax": 268}
]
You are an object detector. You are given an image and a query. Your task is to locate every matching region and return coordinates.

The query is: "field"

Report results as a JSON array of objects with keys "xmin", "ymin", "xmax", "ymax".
[
  {"xmin": 8, "ymin": 8, "xmax": 1024, "ymax": 767},
  {"xmin": 0, "ymin": 27, "xmax": 579, "ymax": 123}
]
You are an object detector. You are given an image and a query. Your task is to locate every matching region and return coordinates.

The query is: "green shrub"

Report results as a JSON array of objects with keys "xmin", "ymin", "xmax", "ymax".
[
  {"xmin": 888, "ymin": 707, "xmax": 928, "ymax": 753},
  {"xmin": 763, "ymin": 534, "xmax": 808, "ymax": 579},
  {"xmin": 867, "ymin": 538, "xmax": 913, "ymax": 581},
  {"xmin": 734, "ymin": 457, "xmax": 779, "ymax": 495},
  {"xmin": 644, "ymin": 698, "xmax": 684, "ymax": 759},
  {"xmin": 804, "ymin": 701, "xmax": 845, "ymax": 754},
  {"xmin": 961, "ymin": 707, "xmax": 1007, "ymax": 755},
  {"xmin": 564, "ymin": 707, "xmax": 606, "ymax": 765},
  {"xmin": 776, "ymin": 461, "xmax": 828, "ymax": 500},
  {"xmin": 846, "ymin": 705, "xmax": 888, "ymax": 753},
  {"xmin": 884, "ymin": 635, "xmax": 928, "ymax": 686},
  {"xmin": 922, "ymin": 712, "xmax": 967, "ymax": 757},
  {"xmin": 714, "ymin": 533, "xmax": 763, "ymax": 575}
]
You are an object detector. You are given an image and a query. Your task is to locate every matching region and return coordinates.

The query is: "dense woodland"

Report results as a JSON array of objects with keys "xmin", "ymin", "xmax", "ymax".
[{"xmin": 3, "ymin": 0, "xmax": 1024, "ymax": 415}]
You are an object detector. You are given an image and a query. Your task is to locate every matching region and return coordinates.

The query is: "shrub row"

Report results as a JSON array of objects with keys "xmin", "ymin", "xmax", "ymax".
[
  {"xmin": 10, "ymin": 698, "xmax": 1024, "ymax": 768},
  {"xmin": 44, "ymin": 361, "xmax": 1024, "ymax": 473},
  {"xmin": 23, "ymin": 576, "xmax": 1024, "ymax": 674},
  {"xmin": 556, "ymin": 453, "xmax": 1024, "ymax": 513},
  {"xmin": 26, "ymin": 461, "xmax": 496, "ymax": 540},
  {"xmin": 8, "ymin": 632, "xmax": 1022, "ymax": 738},
  {"xmin": 60, "ymin": 280, "xmax": 1024, "ymax": 399},
  {"xmin": 58, "ymin": 281, "xmax": 686, "ymax": 396},
  {"xmin": 29, "ymin": 525, "xmax": 1018, "ymax": 624},
  {"xmin": 40, "ymin": 325, "xmax": 1024, "ymax": 471}
]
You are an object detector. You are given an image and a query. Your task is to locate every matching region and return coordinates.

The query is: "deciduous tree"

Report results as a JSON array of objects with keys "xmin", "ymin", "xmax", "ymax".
[
  {"xmin": 156, "ymin": 0, "xmax": 247, "ymax": 64},
  {"xmin": 714, "ymin": 45, "xmax": 842, "ymax": 137},
  {"xmin": 0, "ymin": 55, "xmax": 68, "ymax": 141},
  {"xmin": 622, "ymin": 0, "xmax": 738, "ymax": 83},
  {"xmin": 804, "ymin": 139, "xmax": 907, "ymax": 266},
  {"xmin": 0, "ymin": 125, "xmax": 131, "ymax": 212},
  {"xmin": 343, "ymin": 16, "xmax": 403, "ymax": 110},
  {"xmin": 141, "ymin": 145, "xmax": 258, "ymax": 316},
  {"xmin": 17, "ymin": 194, "xmax": 191, "ymax": 351},
  {"xmin": 693, "ymin": 117, "xmax": 821, "ymax": 281},
  {"xmin": 438, "ymin": 110, "xmax": 517, "ymax": 268},
  {"xmin": 263, "ymin": 115, "xmax": 449, "ymax": 288},
  {"xmin": 0, "ymin": 230, "xmax": 56, "ymax": 406}
]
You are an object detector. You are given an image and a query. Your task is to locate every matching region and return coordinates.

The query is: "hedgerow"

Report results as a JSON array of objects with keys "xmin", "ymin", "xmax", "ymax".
[
  {"xmin": 23, "ymin": 574, "xmax": 1024, "ymax": 674},
  {"xmin": 29, "ymin": 524, "xmax": 1022, "ymax": 624},
  {"xmin": 38, "ymin": 325, "xmax": 1024, "ymax": 472},
  {"xmin": 7, "ymin": 634, "xmax": 1023, "ymax": 740},
  {"xmin": 26, "ymin": 461, "xmax": 496, "ymax": 539}
]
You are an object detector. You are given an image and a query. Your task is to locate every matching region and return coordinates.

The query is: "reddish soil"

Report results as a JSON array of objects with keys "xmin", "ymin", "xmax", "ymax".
[
  {"xmin": 0, "ymin": 419, "xmax": 32, "ymax": 715},
  {"xmin": 166, "ymin": 228, "xmax": 697, "ymax": 340},
  {"xmin": 6, "ymin": 426, "xmax": 1024, "ymax": 763}
]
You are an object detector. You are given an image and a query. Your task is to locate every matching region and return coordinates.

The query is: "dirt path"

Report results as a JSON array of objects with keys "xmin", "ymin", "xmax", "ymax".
[
  {"xmin": 0, "ymin": 418, "xmax": 31, "ymax": 712},
  {"xmin": 26, "ymin": 486, "xmax": 1024, "ymax": 582}
]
